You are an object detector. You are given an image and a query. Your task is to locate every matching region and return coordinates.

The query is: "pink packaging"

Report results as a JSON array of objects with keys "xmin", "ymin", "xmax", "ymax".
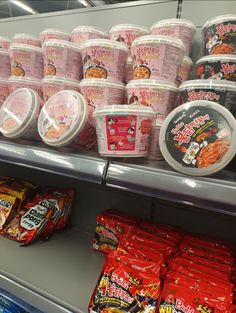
[
  {"xmin": 0, "ymin": 36, "xmax": 11, "ymax": 49},
  {"xmin": 124, "ymin": 56, "xmax": 133, "ymax": 84},
  {"xmin": 81, "ymin": 39, "xmax": 128, "ymax": 82},
  {"xmin": 131, "ymin": 35, "xmax": 185, "ymax": 83},
  {"xmin": 40, "ymin": 29, "xmax": 71, "ymax": 44},
  {"xmin": 93, "ymin": 105, "xmax": 155, "ymax": 157},
  {"xmin": 176, "ymin": 56, "xmax": 193, "ymax": 87},
  {"xmin": 147, "ymin": 123, "xmax": 163, "ymax": 160},
  {"xmin": 71, "ymin": 26, "xmax": 108, "ymax": 46},
  {"xmin": 38, "ymin": 90, "xmax": 96, "ymax": 149},
  {"xmin": 0, "ymin": 88, "xmax": 41, "ymax": 139},
  {"xmin": 12, "ymin": 33, "xmax": 41, "ymax": 47},
  {"xmin": 109, "ymin": 24, "xmax": 148, "ymax": 49},
  {"xmin": 0, "ymin": 78, "xmax": 9, "ymax": 106},
  {"xmin": 150, "ymin": 19, "xmax": 196, "ymax": 56},
  {"xmin": 10, "ymin": 44, "xmax": 43, "ymax": 80},
  {"xmin": 42, "ymin": 76, "xmax": 80, "ymax": 101},
  {"xmin": 43, "ymin": 40, "xmax": 82, "ymax": 81},
  {"xmin": 0, "ymin": 49, "xmax": 10, "ymax": 78},
  {"xmin": 8, "ymin": 76, "xmax": 42, "ymax": 98},
  {"xmin": 126, "ymin": 79, "xmax": 178, "ymax": 123},
  {"xmin": 79, "ymin": 78, "xmax": 125, "ymax": 126}
]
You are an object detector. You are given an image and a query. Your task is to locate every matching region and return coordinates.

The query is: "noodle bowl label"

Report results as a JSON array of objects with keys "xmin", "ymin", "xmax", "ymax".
[
  {"xmin": 165, "ymin": 106, "xmax": 232, "ymax": 168},
  {"xmin": 196, "ymin": 60, "xmax": 236, "ymax": 82}
]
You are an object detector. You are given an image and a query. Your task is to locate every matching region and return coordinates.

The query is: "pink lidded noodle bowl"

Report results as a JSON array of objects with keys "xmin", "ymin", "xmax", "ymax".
[
  {"xmin": 126, "ymin": 79, "xmax": 178, "ymax": 123},
  {"xmin": 12, "ymin": 33, "xmax": 41, "ymax": 47},
  {"xmin": 0, "ymin": 36, "xmax": 11, "ymax": 49},
  {"xmin": 131, "ymin": 35, "xmax": 185, "ymax": 83},
  {"xmin": 0, "ymin": 88, "xmax": 42, "ymax": 139},
  {"xmin": 81, "ymin": 39, "xmax": 128, "ymax": 82},
  {"xmin": 147, "ymin": 123, "xmax": 164, "ymax": 161},
  {"xmin": 176, "ymin": 56, "xmax": 193, "ymax": 87},
  {"xmin": 150, "ymin": 19, "xmax": 196, "ymax": 56},
  {"xmin": 43, "ymin": 40, "xmax": 82, "ymax": 81},
  {"xmin": 38, "ymin": 90, "xmax": 96, "ymax": 149},
  {"xmin": 10, "ymin": 44, "xmax": 43, "ymax": 80},
  {"xmin": 93, "ymin": 105, "xmax": 155, "ymax": 157},
  {"xmin": 0, "ymin": 49, "xmax": 10, "ymax": 78},
  {"xmin": 109, "ymin": 24, "xmax": 148, "ymax": 49},
  {"xmin": 0, "ymin": 78, "xmax": 9, "ymax": 106},
  {"xmin": 8, "ymin": 76, "xmax": 42, "ymax": 98},
  {"xmin": 42, "ymin": 76, "xmax": 80, "ymax": 101},
  {"xmin": 40, "ymin": 29, "xmax": 71, "ymax": 44},
  {"xmin": 71, "ymin": 26, "xmax": 108, "ymax": 46}
]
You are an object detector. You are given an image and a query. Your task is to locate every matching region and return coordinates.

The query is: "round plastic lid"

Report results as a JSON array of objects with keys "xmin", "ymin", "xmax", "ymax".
[
  {"xmin": 126, "ymin": 79, "xmax": 177, "ymax": 91},
  {"xmin": 109, "ymin": 24, "xmax": 148, "ymax": 33},
  {"xmin": 42, "ymin": 76, "xmax": 80, "ymax": 88},
  {"xmin": 80, "ymin": 78, "xmax": 125, "ymax": 89},
  {"xmin": 0, "ymin": 88, "xmax": 39, "ymax": 137},
  {"xmin": 131, "ymin": 35, "xmax": 185, "ymax": 51},
  {"xmin": 72, "ymin": 26, "xmax": 107, "ymax": 36},
  {"xmin": 0, "ymin": 78, "xmax": 8, "ymax": 85},
  {"xmin": 42, "ymin": 39, "xmax": 80, "ymax": 52},
  {"xmin": 13, "ymin": 33, "xmax": 40, "ymax": 40},
  {"xmin": 182, "ymin": 56, "xmax": 193, "ymax": 65},
  {"xmin": 38, "ymin": 90, "xmax": 88, "ymax": 146},
  {"xmin": 196, "ymin": 54, "xmax": 236, "ymax": 64},
  {"xmin": 179, "ymin": 79, "xmax": 236, "ymax": 91},
  {"xmin": 81, "ymin": 38, "xmax": 129, "ymax": 52},
  {"xmin": 159, "ymin": 100, "xmax": 236, "ymax": 176},
  {"xmin": 93, "ymin": 104, "xmax": 155, "ymax": 117},
  {"xmin": 150, "ymin": 18, "xmax": 196, "ymax": 30},
  {"xmin": 203, "ymin": 14, "xmax": 236, "ymax": 29},
  {"xmin": 0, "ymin": 48, "xmax": 9, "ymax": 55},
  {"xmin": 8, "ymin": 76, "xmax": 41, "ymax": 86},
  {"xmin": 40, "ymin": 29, "xmax": 70, "ymax": 36},
  {"xmin": 10, "ymin": 44, "xmax": 42, "ymax": 53},
  {"xmin": 0, "ymin": 36, "xmax": 10, "ymax": 41}
]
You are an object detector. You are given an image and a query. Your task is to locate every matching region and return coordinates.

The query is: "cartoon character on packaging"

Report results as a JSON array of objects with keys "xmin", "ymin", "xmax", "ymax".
[{"xmin": 109, "ymin": 142, "xmax": 116, "ymax": 150}]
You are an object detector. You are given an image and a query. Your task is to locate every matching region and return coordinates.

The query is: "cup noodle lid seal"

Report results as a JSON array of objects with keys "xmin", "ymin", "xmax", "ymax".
[
  {"xmin": 80, "ymin": 78, "xmax": 125, "ymax": 89},
  {"xmin": 10, "ymin": 43, "xmax": 42, "ymax": 53},
  {"xmin": 0, "ymin": 88, "xmax": 39, "ymax": 137},
  {"xmin": 38, "ymin": 90, "xmax": 88, "ymax": 146},
  {"xmin": 93, "ymin": 104, "xmax": 155, "ymax": 117},
  {"xmin": 159, "ymin": 100, "xmax": 236, "ymax": 176},
  {"xmin": 150, "ymin": 19, "xmax": 196, "ymax": 31},
  {"xmin": 42, "ymin": 76, "xmax": 80, "ymax": 88},
  {"xmin": 109, "ymin": 24, "xmax": 148, "ymax": 33},
  {"xmin": 40, "ymin": 29, "xmax": 70, "ymax": 36},
  {"xmin": 131, "ymin": 35, "xmax": 185, "ymax": 51},
  {"xmin": 196, "ymin": 54, "xmax": 236, "ymax": 64},
  {"xmin": 8, "ymin": 76, "xmax": 41, "ymax": 86},
  {"xmin": 42, "ymin": 39, "xmax": 80, "ymax": 52},
  {"xmin": 126, "ymin": 79, "xmax": 177, "ymax": 91},
  {"xmin": 179, "ymin": 79, "xmax": 236, "ymax": 91},
  {"xmin": 203, "ymin": 14, "xmax": 236, "ymax": 29},
  {"xmin": 81, "ymin": 38, "xmax": 129, "ymax": 52},
  {"xmin": 72, "ymin": 26, "xmax": 108, "ymax": 36}
]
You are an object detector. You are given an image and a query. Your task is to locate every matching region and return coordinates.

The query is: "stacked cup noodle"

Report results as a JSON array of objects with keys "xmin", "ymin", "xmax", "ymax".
[{"xmin": 0, "ymin": 36, "xmax": 11, "ymax": 107}]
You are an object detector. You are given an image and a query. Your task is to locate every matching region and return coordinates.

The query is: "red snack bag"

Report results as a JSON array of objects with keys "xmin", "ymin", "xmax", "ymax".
[
  {"xmin": 89, "ymin": 253, "xmax": 161, "ymax": 313},
  {"xmin": 4, "ymin": 195, "xmax": 54, "ymax": 245},
  {"xmin": 0, "ymin": 193, "xmax": 18, "ymax": 232}
]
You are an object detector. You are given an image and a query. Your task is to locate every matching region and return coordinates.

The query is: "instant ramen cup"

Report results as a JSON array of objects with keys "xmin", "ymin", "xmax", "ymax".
[
  {"xmin": 80, "ymin": 78, "xmax": 125, "ymax": 125},
  {"xmin": 196, "ymin": 54, "xmax": 236, "ymax": 81},
  {"xmin": 0, "ymin": 49, "xmax": 10, "ymax": 78},
  {"xmin": 176, "ymin": 56, "xmax": 193, "ymax": 87},
  {"xmin": 0, "ymin": 88, "xmax": 41, "ymax": 139},
  {"xmin": 0, "ymin": 78, "xmax": 9, "ymax": 106},
  {"xmin": 10, "ymin": 44, "xmax": 43, "ymax": 80},
  {"xmin": 8, "ymin": 76, "xmax": 42, "ymax": 98},
  {"xmin": 12, "ymin": 33, "xmax": 41, "ymax": 47},
  {"xmin": 147, "ymin": 123, "xmax": 163, "ymax": 160},
  {"xmin": 40, "ymin": 29, "xmax": 71, "ymax": 44},
  {"xmin": 0, "ymin": 36, "xmax": 11, "ymax": 49},
  {"xmin": 131, "ymin": 35, "xmax": 185, "ymax": 83},
  {"xmin": 178, "ymin": 79, "xmax": 236, "ymax": 117},
  {"xmin": 109, "ymin": 24, "xmax": 148, "ymax": 49},
  {"xmin": 43, "ymin": 40, "xmax": 82, "ymax": 81},
  {"xmin": 38, "ymin": 90, "xmax": 96, "ymax": 149},
  {"xmin": 126, "ymin": 79, "xmax": 178, "ymax": 123},
  {"xmin": 202, "ymin": 14, "xmax": 236, "ymax": 55},
  {"xmin": 124, "ymin": 56, "xmax": 133, "ymax": 84},
  {"xmin": 150, "ymin": 19, "xmax": 196, "ymax": 56},
  {"xmin": 42, "ymin": 76, "xmax": 80, "ymax": 101},
  {"xmin": 93, "ymin": 105, "xmax": 155, "ymax": 157},
  {"xmin": 159, "ymin": 100, "xmax": 236, "ymax": 176},
  {"xmin": 71, "ymin": 26, "xmax": 108, "ymax": 46},
  {"xmin": 81, "ymin": 39, "xmax": 128, "ymax": 82}
]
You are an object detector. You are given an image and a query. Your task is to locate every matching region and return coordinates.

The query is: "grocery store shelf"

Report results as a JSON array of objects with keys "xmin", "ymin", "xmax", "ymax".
[
  {"xmin": 0, "ymin": 139, "xmax": 107, "ymax": 184},
  {"xmin": 0, "ymin": 229, "xmax": 104, "ymax": 313},
  {"xmin": 106, "ymin": 159, "xmax": 236, "ymax": 215}
]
